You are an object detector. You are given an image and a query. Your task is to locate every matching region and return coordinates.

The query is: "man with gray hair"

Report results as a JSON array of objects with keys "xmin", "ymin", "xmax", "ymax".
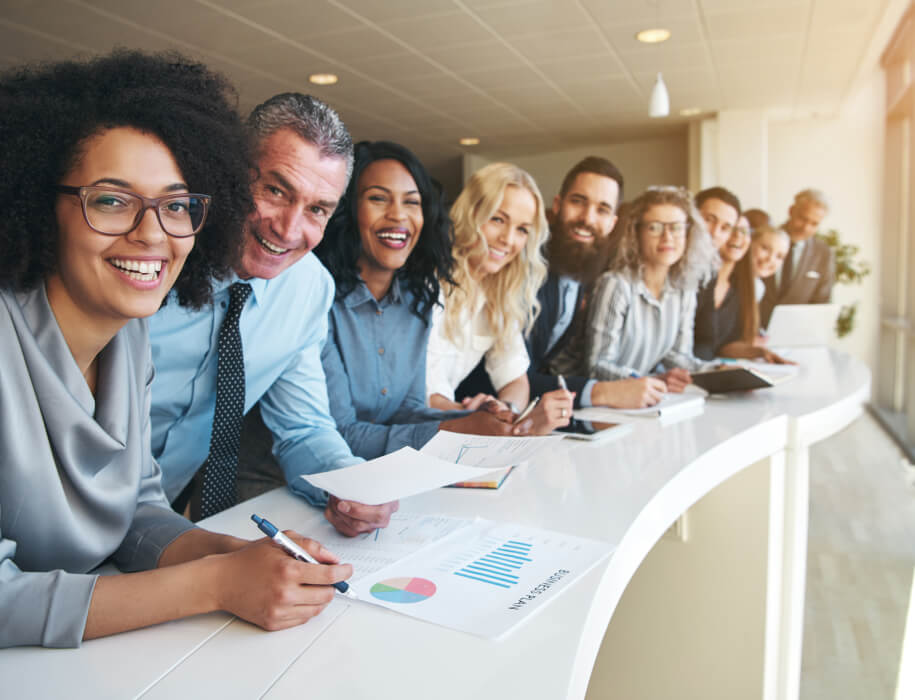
[
  {"xmin": 759, "ymin": 188, "xmax": 835, "ymax": 327},
  {"xmin": 150, "ymin": 93, "xmax": 396, "ymax": 536}
]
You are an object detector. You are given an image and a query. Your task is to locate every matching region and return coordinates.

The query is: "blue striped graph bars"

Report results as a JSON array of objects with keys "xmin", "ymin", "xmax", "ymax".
[{"xmin": 454, "ymin": 540, "xmax": 533, "ymax": 588}]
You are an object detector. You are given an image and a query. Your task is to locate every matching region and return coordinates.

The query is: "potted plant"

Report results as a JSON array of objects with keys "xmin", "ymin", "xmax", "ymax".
[{"xmin": 817, "ymin": 228, "xmax": 872, "ymax": 337}]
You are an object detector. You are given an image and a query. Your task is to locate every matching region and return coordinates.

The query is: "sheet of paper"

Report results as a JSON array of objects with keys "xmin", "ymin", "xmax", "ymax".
[
  {"xmin": 574, "ymin": 391, "xmax": 704, "ymax": 421},
  {"xmin": 301, "ymin": 446, "xmax": 496, "ymax": 505},
  {"xmin": 420, "ymin": 431, "xmax": 565, "ymax": 467},
  {"xmin": 349, "ymin": 518, "xmax": 615, "ymax": 639},
  {"xmin": 302, "ymin": 511, "xmax": 473, "ymax": 582}
]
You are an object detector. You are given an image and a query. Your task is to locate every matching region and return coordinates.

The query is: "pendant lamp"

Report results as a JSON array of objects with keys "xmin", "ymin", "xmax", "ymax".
[{"xmin": 649, "ymin": 72, "xmax": 670, "ymax": 118}]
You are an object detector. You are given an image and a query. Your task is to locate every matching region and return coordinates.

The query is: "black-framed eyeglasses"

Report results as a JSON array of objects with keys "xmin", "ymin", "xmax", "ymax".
[
  {"xmin": 55, "ymin": 185, "xmax": 211, "ymax": 238},
  {"xmin": 638, "ymin": 220, "xmax": 689, "ymax": 239}
]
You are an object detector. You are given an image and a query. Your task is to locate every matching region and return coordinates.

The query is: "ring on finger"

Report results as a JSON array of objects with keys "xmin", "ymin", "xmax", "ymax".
[{"xmin": 560, "ymin": 408, "xmax": 567, "ymax": 418}]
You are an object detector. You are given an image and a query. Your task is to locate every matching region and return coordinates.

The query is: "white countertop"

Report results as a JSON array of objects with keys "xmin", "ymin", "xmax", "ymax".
[{"xmin": 0, "ymin": 348, "xmax": 871, "ymax": 700}]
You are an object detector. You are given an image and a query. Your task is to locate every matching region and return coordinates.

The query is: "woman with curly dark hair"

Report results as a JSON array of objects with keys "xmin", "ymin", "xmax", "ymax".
[
  {"xmin": 314, "ymin": 141, "xmax": 521, "ymax": 458},
  {"xmin": 0, "ymin": 50, "xmax": 350, "ymax": 649}
]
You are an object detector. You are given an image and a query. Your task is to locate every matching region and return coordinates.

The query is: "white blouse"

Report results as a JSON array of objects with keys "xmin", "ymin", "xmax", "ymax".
[{"xmin": 425, "ymin": 295, "xmax": 529, "ymax": 403}]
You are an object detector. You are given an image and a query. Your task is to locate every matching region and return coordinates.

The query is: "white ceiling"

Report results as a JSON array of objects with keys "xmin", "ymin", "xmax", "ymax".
[{"xmin": 0, "ymin": 0, "xmax": 895, "ymax": 184}]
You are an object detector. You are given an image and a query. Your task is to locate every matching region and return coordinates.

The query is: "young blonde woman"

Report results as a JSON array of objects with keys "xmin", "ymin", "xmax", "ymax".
[
  {"xmin": 426, "ymin": 163, "xmax": 572, "ymax": 434},
  {"xmin": 726, "ymin": 224, "xmax": 793, "ymax": 362},
  {"xmin": 554, "ymin": 186, "xmax": 716, "ymax": 392}
]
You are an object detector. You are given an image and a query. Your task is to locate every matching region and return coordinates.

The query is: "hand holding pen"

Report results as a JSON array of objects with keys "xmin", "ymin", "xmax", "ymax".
[
  {"xmin": 252, "ymin": 514, "xmax": 357, "ymax": 598},
  {"xmin": 512, "ymin": 396, "xmax": 540, "ymax": 425},
  {"xmin": 520, "ymin": 376, "xmax": 574, "ymax": 435}
]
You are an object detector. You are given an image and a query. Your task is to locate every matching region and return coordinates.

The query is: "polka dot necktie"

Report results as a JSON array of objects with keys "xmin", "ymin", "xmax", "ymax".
[{"xmin": 198, "ymin": 282, "xmax": 252, "ymax": 519}]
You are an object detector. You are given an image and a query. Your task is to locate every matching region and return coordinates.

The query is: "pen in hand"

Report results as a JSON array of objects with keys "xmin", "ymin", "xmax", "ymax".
[
  {"xmin": 251, "ymin": 514, "xmax": 356, "ymax": 598},
  {"xmin": 513, "ymin": 396, "xmax": 540, "ymax": 425},
  {"xmin": 557, "ymin": 374, "xmax": 568, "ymax": 392}
]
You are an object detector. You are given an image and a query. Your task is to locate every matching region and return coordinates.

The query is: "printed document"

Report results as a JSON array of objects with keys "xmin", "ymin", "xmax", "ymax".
[
  {"xmin": 302, "ymin": 434, "xmax": 565, "ymax": 504},
  {"xmin": 348, "ymin": 518, "xmax": 614, "ymax": 639}
]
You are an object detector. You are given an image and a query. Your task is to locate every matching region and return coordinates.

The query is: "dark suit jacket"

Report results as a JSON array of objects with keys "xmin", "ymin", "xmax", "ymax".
[
  {"xmin": 760, "ymin": 235, "xmax": 835, "ymax": 327},
  {"xmin": 455, "ymin": 272, "xmax": 591, "ymax": 407}
]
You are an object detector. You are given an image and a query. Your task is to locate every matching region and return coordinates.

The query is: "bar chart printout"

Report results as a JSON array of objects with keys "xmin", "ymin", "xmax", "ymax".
[
  {"xmin": 455, "ymin": 540, "xmax": 533, "ymax": 588},
  {"xmin": 352, "ymin": 520, "xmax": 614, "ymax": 639}
]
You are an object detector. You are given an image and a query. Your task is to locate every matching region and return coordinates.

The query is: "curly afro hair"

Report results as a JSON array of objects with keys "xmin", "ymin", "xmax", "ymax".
[
  {"xmin": 315, "ymin": 140, "xmax": 455, "ymax": 324},
  {"xmin": 0, "ymin": 49, "xmax": 253, "ymax": 308}
]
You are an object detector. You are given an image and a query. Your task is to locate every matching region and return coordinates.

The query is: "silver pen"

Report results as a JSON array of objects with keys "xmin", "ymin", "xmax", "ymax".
[{"xmin": 512, "ymin": 396, "xmax": 540, "ymax": 425}]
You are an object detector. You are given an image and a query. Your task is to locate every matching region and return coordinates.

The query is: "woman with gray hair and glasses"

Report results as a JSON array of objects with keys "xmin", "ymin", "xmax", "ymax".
[{"xmin": 552, "ymin": 186, "xmax": 716, "ymax": 395}]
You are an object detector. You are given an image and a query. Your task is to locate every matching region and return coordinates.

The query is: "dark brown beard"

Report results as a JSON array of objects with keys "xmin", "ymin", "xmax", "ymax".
[{"xmin": 546, "ymin": 216, "xmax": 615, "ymax": 285}]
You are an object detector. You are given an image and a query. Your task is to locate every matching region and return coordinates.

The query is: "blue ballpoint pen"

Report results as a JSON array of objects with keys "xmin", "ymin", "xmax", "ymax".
[{"xmin": 251, "ymin": 514, "xmax": 356, "ymax": 598}]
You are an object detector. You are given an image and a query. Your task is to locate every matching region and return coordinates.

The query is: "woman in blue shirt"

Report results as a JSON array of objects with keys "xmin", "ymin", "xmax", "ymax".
[{"xmin": 316, "ymin": 141, "xmax": 521, "ymax": 459}]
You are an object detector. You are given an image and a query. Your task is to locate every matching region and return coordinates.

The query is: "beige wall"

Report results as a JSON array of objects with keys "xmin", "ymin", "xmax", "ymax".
[
  {"xmin": 587, "ymin": 456, "xmax": 773, "ymax": 700},
  {"xmin": 463, "ymin": 132, "xmax": 689, "ymax": 205}
]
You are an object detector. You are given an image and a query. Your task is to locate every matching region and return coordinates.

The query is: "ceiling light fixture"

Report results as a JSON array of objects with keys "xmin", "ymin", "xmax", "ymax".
[
  {"xmin": 649, "ymin": 73, "xmax": 670, "ymax": 118},
  {"xmin": 679, "ymin": 107, "xmax": 701, "ymax": 117},
  {"xmin": 635, "ymin": 28, "xmax": 671, "ymax": 44},
  {"xmin": 645, "ymin": 2, "xmax": 670, "ymax": 118},
  {"xmin": 459, "ymin": 137, "xmax": 480, "ymax": 146},
  {"xmin": 308, "ymin": 73, "xmax": 338, "ymax": 86}
]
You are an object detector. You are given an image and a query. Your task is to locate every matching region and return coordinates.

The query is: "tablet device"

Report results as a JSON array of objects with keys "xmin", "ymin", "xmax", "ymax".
[
  {"xmin": 766, "ymin": 303, "xmax": 839, "ymax": 347},
  {"xmin": 554, "ymin": 419, "xmax": 632, "ymax": 442}
]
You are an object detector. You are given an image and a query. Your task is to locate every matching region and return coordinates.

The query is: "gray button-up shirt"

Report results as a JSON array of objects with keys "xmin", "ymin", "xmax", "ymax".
[{"xmin": 553, "ymin": 269, "xmax": 707, "ymax": 380}]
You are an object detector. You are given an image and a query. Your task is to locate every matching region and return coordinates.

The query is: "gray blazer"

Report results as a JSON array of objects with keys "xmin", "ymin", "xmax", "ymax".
[
  {"xmin": 760, "ymin": 235, "xmax": 835, "ymax": 327},
  {"xmin": 0, "ymin": 285, "xmax": 194, "ymax": 649}
]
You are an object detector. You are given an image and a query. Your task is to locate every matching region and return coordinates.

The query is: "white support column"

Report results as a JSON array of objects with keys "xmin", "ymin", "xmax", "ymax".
[
  {"xmin": 707, "ymin": 109, "xmax": 769, "ymax": 209},
  {"xmin": 718, "ymin": 110, "xmax": 769, "ymax": 208},
  {"xmin": 772, "ymin": 429, "xmax": 811, "ymax": 700},
  {"xmin": 763, "ymin": 449, "xmax": 787, "ymax": 700}
]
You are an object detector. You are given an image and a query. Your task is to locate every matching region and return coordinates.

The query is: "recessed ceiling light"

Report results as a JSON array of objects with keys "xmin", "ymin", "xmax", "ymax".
[
  {"xmin": 459, "ymin": 137, "xmax": 480, "ymax": 146},
  {"xmin": 635, "ymin": 28, "xmax": 671, "ymax": 44},
  {"xmin": 680, "ymin": 107, "xmax": 702, "ymax": 117},
  {"xmin": 308, "ymin": 73, "xmax": 338, "ymax": 86}
]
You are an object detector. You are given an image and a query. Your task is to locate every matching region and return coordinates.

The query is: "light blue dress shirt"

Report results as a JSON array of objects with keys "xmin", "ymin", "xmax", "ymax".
[
  {"xmin": 546, "ymin": 275, "xmax": 581, "ymax": 356},
  {"xmin": 149, "ymin": 254, "xmax": 362, "ymax": 505},
  {"xmin": 321, "ymin": 278, "xmax": 451, "ymax": 460}
]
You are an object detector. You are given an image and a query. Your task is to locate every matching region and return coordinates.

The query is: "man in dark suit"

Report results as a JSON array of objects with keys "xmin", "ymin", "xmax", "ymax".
[
  {"xmin": 760, "ymin": 189, "xmax": 835, "ymax": 327},
  {"xmin": 457, "ymin": 157, "xmax": 668, "ymax": 409}
]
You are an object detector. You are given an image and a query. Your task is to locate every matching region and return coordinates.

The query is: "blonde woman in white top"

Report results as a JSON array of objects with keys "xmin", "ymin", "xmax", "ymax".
[{"xmin": 426, "ymin": 163, "xmax": 572, "ymax": 434}]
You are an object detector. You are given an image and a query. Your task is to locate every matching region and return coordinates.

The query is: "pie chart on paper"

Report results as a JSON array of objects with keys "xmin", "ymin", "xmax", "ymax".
[{"xmin": 370, "ymin": 577, "xmax": 437, "ymax": 604}]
